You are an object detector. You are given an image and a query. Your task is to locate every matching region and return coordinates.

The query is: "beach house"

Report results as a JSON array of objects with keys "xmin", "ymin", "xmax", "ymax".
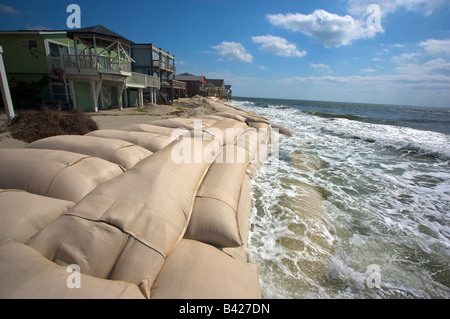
[
  {"xmin": 131, "ymin": 44, "xmax": 186, "ymax": 104},
  {"xmin": 0, "ymin": 25, "xmax": 160, "ymax": 111},
  {"xmin": 206, "ymin": 79, "xmax": 227, "ymax": 99},
  {"xmin": 176, "ymin": 73, "xmax": 209, "ymax": 98}
]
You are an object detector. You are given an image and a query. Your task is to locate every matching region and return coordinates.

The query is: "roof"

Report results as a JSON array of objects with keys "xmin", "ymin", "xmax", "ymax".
[
  {"xmin": 176, "ymin": 73, "xmax": 207, "ymax": 83},
  {"xmin": 206, "ymin": 79, "xmax": 225, "ymax": 87},
  {"xmin": 67, "ymin": 25, "xmax": 134, "ymax": 45}
]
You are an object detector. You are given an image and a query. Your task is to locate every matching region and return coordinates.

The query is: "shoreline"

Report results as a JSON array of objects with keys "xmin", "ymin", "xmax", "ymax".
[{"xmin": 0, "ymin": 96, "xmax": 282, "ymax": 299}]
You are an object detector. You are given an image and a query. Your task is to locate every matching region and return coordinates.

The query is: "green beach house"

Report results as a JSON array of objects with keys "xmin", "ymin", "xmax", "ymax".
[{"xmin": 0, "ymin": 25, "xmax": 160, "ymax": 111}]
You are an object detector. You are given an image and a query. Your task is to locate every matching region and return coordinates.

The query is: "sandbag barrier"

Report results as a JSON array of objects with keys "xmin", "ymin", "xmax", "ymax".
[{"xmin": 0, "ymin": 105, "xmax": 276, "ymax": 299}]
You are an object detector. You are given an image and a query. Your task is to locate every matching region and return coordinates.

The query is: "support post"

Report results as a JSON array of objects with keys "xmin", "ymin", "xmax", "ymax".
[
  {"xmin": 0, "ymin": 46, "xmax": 15, "ymax": 120},
  {"xmin": 123, "ymin": 87, "xmax": 128, "ymax": 108},
  {"xmin": 69, "ymin": 79, "xmax": 77, "ymax": 110},
  {"xmin": 90, "ymin": 79, "xmax": 99, "ymax": 112},
  {"xmin": 138, "ymin": 88, "xmax": 143, "ymax": 107}
]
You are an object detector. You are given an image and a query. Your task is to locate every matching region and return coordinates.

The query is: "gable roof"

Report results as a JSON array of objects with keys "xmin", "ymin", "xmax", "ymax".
[{"xmin": 206, "ymin": 79, "xmax": 225, "ymax": 87}]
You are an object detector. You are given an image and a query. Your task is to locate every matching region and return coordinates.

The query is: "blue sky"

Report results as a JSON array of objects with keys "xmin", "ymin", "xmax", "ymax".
[{"xmin": 1, "ymin": 0, "xmax": 450, "ymax": 107}]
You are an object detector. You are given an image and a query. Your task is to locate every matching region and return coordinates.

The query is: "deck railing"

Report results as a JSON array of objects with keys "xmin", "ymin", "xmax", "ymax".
[
  {"xmin": 62, "ymin": 54, "xmax": 132, "ymax": 73},
  {"xmin": 153, "ymin": 60, "xmax": 175, "ymax": 72},
  {"xmin": 127, "ymin": 72, "xmax": 160, "ymax": 89},
  {"xmin": 173, "ymin": 80, "xmax": 186, "ymax": 90}
]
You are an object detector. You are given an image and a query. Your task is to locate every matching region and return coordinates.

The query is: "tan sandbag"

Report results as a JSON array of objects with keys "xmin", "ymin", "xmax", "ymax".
[
  {"xmin": 213, "ymin": 112, "xmax": 247, "ymax": 123},
  {"xmin": 86, "ymin": 130, "xmax": 173, "ymax": 153},
  {"xmin": 150, "ymin": 239, "xmax": 261, "ymax": 299},
  {"xmin": 0, "ymin": 240, "xmax": 145, "ymax": 299},
  {"xmin": 204, "ymin": 118, "xmax": 249, "ymax": 147},
  {"xmin": 0, "ymin": 189, "xmax": 74, "ymax": 243},
  {"xmin": 147, "ymin": 118, "xmax": 196, "ymax": 130},
  {"xmin": 120, "ymin": 124, "xmax": 174, "ymax": 136},
  {"xmin": 248, "ymin": 121, "xmax": 272, "ymax": 143},
  {"xmin": 26, "ymin": 135, "xmax": 152, "ymax": 170},
  {"xmin": 28, "ymin": 215, "xmax": 129, "ymax": 279},
  {"xmin": 271, "ymin": 123, "xmax": 294, "ymax": 137},
  {"xmin": 185, "ymin": 145, "xmax": 250, "ymax": 247},
  {"xmin": 29, "ymin": 137, "xmax": 219, "ymax": 296},
  {"xmin": 236, "ymin": 128, "xmax": 270, "ymax": 166},
  {"xmin": 236, "ymin": 175, "xmax": 253, "ymax": 246},
  {"xmin": 0, "ymin": 149, "xmax": 124, "ymax": 202},
  {"xmin": 108, "ymin": 238, "xmax": 164, "ymax": 298},
  {"xmin": 194, "ymin": 114, "xmax": 225, "ymax": 122}
]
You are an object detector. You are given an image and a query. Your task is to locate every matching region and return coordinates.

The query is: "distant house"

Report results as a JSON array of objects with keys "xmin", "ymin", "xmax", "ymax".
[
  {"xmin": 131, "ymin": 44, "xmax": 186, "ymax": 104},
  {"xmin": 175, "ymin": 73, "xmax": 208, "ymax": 97},
  {"xmin": 0, "ymin": 25, "xmax": 160, "ymax": 111},
  {"xmin": 206, "ymin": 79, "xmax": 226, "ymax": 99}
]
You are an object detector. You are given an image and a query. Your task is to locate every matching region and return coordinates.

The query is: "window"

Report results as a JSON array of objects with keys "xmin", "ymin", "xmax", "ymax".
[{"xmin": 20, "ymin": 39, "xmax": 38, "ymax": 49}]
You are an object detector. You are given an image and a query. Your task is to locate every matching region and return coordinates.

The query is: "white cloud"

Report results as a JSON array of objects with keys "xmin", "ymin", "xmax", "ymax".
[
  {"xmin": 266, "ymin": 9, "xmax": 383, "ymax": 48},
  {"xmin": 361, "ymin": 68, "xmax": 377, "ymax": 73},
  {"xmin": 310, "ymin": 63, "xmax": 332, "ymax": 72},
  {"xmin": 0, "ymin": 4, "xmax": 20, "ymax": 15},
  {"xmin": 347, "ymin": 0, "xmax": 450, "ymax": 17},
  {"xmin": 252, "ymin": 35, "xmax": 307, "ymax": 57},
  {"xmin": 392, "ymin": 52, "xmax": 421, "ymax": 63},
  {"xmin": 420, "ymin": 39, "xmax": 450, "ymax": 56},
  {"xmin": 212, "ymin": 41, "xmax": 253, "ymax": 63}
]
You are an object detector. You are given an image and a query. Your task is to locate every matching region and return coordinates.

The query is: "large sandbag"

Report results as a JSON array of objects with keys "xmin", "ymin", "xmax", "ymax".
[
  {"xmin": 0, "ymin": 149, "xmax": 124, "ymax": 202},
  {"xmin": 86, "ymin": 130, "xmax": 173, "ymax": 153},
  {"xmin": 248, "ymin": 121, "xmax": 272, "ymax": 143},
  {"xmin": 0, "ymin": 189, "xmax": 74, "ymax": 243},
  {"xmin": 204, "ymin": 118, "xmax": 249, "ymax": 147},
  {"xmin": 26, "ymin": 135, "xmax": 152, "ymax": 170},
  {"xmin": 150, "ymin": 239, "xmax": 261, "ymax": 299},
  {"xmin": 213, "ymin": 112, "xmax": 246, "ymax": 123},
  {"xmin": 0, "ymin": 240, "xmax": 145, "ymax": 299},
  {"xmin": 29, "ymin": 137, "xmax": 219, "ymax": 297},
  {"xmin": 120, "ymin": 124, "xmax": 174, "ymax": 136},
  {"xmin": 185, "ymin": 145, "xmax": 250, "ymax": 247},
  {"xmin": 236, "ymin": 128, "xmax": 270, "ymax": 168},
  {"xmin": 147, "ymin": 118, "xmax": 196, "ymax": 130}
]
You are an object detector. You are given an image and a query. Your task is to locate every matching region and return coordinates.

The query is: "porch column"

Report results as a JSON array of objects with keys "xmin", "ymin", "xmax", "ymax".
[
  {"xmin": 150, "ymin": 88, "xmax": 154, "ymax": 104},
  {"xmin": 0, "ymin": 46, "xmax": 15, "ymax": 119},
  {"xmin": 138, "ymin": 88, "xmax": 143, "ymax": 107},
  {"xmin": 69, "ymin": 79, "xmax": 77, "ymax": 110},
  {"xmin": 123, "ymin": 88, "xmax": 128, "ymax": 108},
  {"xmin": 117, "ymin": 82, "xmax": 125, "ymax": 110},
  {"xmin": 90, "ymin": 79, "xmax": 99, "ymax": 112}
]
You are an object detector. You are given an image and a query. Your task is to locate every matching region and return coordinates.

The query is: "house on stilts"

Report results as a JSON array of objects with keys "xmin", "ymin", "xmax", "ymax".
[
  {"xmin": 0, "ymin": 25, "xmax": 160, "ymax": 111},
  {"xmin": 131, "ymin": 43, "xmax": 186, "ymax": 104}
]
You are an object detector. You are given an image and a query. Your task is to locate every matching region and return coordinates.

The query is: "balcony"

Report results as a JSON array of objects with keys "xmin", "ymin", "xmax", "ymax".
[
  {"xmin": 127, "ymin": 72, "xmax": 160, "ymax": 89},
  {"xmin": 153, "ymin": 60, "xmax": 175, "ymax": 73},
  {"xmin": 160, "ymin": 80, "xmax": 187, "ymax": 90},
  {"xmin": 56, "ymin": 54, "xmax": 132, "ymax": 76}
]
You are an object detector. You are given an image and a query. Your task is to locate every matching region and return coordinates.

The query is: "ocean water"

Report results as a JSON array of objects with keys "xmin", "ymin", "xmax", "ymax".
[{"xmin": 231, "ymin": 97, "xmax": 450, "ymax": 299}]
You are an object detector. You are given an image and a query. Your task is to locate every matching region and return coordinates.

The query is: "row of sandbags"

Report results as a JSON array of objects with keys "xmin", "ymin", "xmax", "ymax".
[{"xmin": 0, "ymin": 105, "xmax": 273, "ymax": 299}]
